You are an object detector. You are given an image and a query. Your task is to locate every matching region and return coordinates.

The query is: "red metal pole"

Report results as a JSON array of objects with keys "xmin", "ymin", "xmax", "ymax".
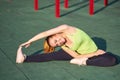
[
  {"xmin": 104, "ymin": 0, "xmax": 108, "ymax": 6},
  {"xmin": 64, "ymin": 0, "xmax": 68, "ymax": 8},
  {"xmin": 89, "ymin": 0, "xmax": 94, "ymax": 15},
  {"xmin": 55, "ymin": 0, "xmax": 60, "ymax": 18},
  {"xmin": 34, "ymin": 0, "xmax": 38, "ymax": 10}
]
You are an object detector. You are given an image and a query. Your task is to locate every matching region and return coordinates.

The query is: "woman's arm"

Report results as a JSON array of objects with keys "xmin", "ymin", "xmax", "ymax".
[
  {"xmin": 20, "ymin": 24, "xmax": 69, "ymax": 47},
  {"xmin": 61, "ymin": 46, "xmax": 79, "ymax": 58},
  {"xmin": 28, "ymin": 24, "xmax": 68, "ymax": 43},
  {"xmin": 61, "ymin": 46, "xmax": 105, "ymax": 58}
]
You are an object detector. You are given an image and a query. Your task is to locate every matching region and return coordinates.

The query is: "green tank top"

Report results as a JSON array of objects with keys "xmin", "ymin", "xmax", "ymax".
[{"xmin": 63, "ymin": 28, "xmax": 98, "ymax": 54}]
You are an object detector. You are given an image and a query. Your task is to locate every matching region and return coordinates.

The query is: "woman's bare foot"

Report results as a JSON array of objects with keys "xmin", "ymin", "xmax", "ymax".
[
  {"xmin": 16, "ymin": 46, "xmax": 26, "ymax": 63},
  {"xmin": 70, "ymin": 58, "xmax": 88, "ymax": 66}
]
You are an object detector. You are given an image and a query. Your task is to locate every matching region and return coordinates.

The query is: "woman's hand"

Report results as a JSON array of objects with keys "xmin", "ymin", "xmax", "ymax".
[
  {"xmin": 95, "ymin": 49, "xmax": 106, "ymax": 56},
  {"xmin": 20, "ymin": 41, "xmax": 31, "ymax": 48}
]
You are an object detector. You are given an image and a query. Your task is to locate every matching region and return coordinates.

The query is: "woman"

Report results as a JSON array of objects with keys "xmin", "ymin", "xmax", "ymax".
[{"xmin": 16, "ymin": 24, "xmax": 117, "ymax": 67}]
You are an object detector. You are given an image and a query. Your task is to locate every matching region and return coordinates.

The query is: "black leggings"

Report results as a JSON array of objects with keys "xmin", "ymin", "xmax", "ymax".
[{"xmin": 24, "ymin": 49, "xmax": 117, "ymax": 67}]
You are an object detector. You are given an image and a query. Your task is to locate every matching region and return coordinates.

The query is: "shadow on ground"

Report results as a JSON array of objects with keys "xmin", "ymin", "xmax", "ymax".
[{"xmin": 92, "ymin": 37, "xmax": 120, "ymax": 65}]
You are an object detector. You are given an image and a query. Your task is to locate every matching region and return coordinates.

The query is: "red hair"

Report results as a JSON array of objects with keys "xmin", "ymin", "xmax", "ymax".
[{"xmin": 43, "ymin": 37, "xmax": 55, "ymax": 53}]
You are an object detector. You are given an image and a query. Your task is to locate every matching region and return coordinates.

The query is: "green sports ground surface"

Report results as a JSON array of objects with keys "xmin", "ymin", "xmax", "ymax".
[{"xmin": 0, "ymin": 0, "xmax": 120, "ymax": 80}]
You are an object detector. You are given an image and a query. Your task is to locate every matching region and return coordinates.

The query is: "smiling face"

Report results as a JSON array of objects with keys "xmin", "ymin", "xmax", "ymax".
[{"xmin": 48, "ymin": 34, "xmax": 66, "ymax": 47}]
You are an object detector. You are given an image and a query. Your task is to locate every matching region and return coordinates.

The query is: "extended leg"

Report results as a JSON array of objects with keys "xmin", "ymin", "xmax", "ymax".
[{"xmin": 24, "ymin": 49, "xmax": 73, "ymax": 62}]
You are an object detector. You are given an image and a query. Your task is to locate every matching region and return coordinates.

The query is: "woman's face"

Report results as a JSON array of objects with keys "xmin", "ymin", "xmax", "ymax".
[{"xmin": 48, "ymin": 34, "xmax": 66, "ymax": 47}]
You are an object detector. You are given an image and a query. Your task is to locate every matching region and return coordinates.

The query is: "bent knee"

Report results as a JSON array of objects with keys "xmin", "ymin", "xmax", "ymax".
[
  {"xmin": 103, "ymin": 54, "xmax": 117, "ymax": 66},
  {"xmin": 109, "ymin": 56, "xmax": 117, "ymax": 66}
]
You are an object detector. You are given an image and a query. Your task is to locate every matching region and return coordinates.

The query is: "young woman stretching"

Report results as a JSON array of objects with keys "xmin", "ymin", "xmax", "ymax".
[{"xmin": 16, "ymin": 24, "xmax": 117, "ymax": 67}]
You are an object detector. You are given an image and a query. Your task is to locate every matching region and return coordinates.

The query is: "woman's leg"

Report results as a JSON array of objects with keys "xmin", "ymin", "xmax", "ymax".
[
  {"xmin": 86, "ymin": 52, "xmax": 117, "ymax": 67},
  {"xmin": 24, "ymin": 49, "xmax": 73, "ymax": 62}
]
